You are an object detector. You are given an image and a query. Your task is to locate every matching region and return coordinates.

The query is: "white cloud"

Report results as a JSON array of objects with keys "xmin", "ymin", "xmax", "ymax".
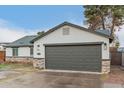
[
  {"xmin": 0, "ymin": 19, "xmax": 38, "ymax": 42},
  {"xmin": 115, "ymin": 25, "xmax": 124, "ymax": 47}
]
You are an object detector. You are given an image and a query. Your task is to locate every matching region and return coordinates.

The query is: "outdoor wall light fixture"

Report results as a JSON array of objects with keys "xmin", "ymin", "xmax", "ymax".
[{"xmin": 104, "ymin": 42, "xmax": 107, "ymax": 50}]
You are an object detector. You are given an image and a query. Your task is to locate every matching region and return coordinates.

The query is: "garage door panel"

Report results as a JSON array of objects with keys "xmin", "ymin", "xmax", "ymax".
[
  {"xmin": 45, "ymin": 45, "xmax": 101, "ymax": 72},
  {"xmin": 46, "ymin": 57, "xmax": 101, "ymax": 63},
  {"xmin": 46, "ymin": 54, "xmax": 101, "ymax": 59},
  {"xmin": 46, "ymin": 63, "xmax": 101, "ymax": 69},
  {"xmin": 46, "ymin": 64, "xmax": 100, "ymax": 72},
  {"xmin": 45, "ymin": 61, "xmax": 101, "ymax": 66},
  {"xmin": 46, "ymin": 63, "xmax": 101, "ymax": 68},
  {"xmin": 46, "ymin": 53, "xmax": 100, "ymax": 58},
  {"xmin": 46, "ymin": 60, "xmax": 101, "ymax": 64}
]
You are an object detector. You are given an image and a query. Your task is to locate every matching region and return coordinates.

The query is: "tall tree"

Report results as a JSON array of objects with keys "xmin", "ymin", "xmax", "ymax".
[{"xmin": 84, "ymin": 5, "xmax": 124, "ymax": 37}]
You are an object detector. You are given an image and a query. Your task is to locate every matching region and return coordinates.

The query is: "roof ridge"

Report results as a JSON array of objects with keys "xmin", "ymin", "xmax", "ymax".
[
  {"xmin": 11, "ymin": 35, "xmax": 37, "ymax": 43},
  {"xmin": 11, "ymin": 36, "xmax": 27, "ymax": 43}
]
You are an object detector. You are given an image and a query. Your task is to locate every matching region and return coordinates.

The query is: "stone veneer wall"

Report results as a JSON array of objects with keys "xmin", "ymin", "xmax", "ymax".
[
  {"xmin": 6, "ymin": 57, "xmax": 34, "ymax": 63},
  {"xmin": 6, "ymin": 57, "xmax": 45, "ymax": 69},
  {"xmin": 101, "ymin": 60, "xmax": 110, "ymax": 74},
  {"xmin": 33, "ymin": 58, "xmax": 45, "ymax": 69}
]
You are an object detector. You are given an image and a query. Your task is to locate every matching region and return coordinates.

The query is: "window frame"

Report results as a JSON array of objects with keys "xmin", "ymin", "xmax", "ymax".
[
  {"xmin": 12, "ymin": 48, "xmax": 18, "ymax": 57},
  {"xmin": 30, "ymin": 47, "xmax": 34, "ymax": 57}
]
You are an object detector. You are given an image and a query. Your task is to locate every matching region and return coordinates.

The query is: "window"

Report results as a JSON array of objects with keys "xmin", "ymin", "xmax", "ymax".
[
  {"xmin": 12, "ymin": 48, "xmax": 18, "ymax": 57},
  {"xmin": 30, "ymin": 47, "xmax": 33, "ymax": 56},
  {"xmin": 37, "ymin": 49, "xmax": 40, "ymax": 51},
  {"xmin": 37, "ymin": 45, "xmax": 40, "ymax": 47},
  {"xmin": 63, "ymin": 27, "xmax": 70, "ymax": 35},
  {"xmin": 37, "ymin": 53, "xmax": 41, "ymax": 55}
]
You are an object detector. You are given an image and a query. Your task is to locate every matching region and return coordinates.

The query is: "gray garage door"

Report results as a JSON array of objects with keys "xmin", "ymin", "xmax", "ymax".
[{"xmin": 45, "ymin": 44, "xmax": 101, "ymax": 72}]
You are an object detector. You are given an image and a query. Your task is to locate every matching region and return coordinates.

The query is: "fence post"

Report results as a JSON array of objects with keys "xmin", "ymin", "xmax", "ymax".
[{"xmin": 122, "ymin": 52, "xmax": 124, "ymax": 66}]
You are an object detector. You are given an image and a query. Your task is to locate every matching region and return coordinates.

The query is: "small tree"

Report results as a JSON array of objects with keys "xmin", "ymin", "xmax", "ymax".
[
  {"xmin": 37, "ymin": 31, "xmax": 45, "ymax": 35},
  {"xmin": 115, "ymin": 42, "xmax": 120, "ymax": 48}
]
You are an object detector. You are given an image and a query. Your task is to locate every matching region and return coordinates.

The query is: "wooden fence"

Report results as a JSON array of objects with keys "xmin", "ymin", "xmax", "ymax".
[
  {"xmin": 110, "ymin": 47, "xmax": 122, "ymax": 65},
  {"xmin": 0, "ymin": 51, "xmax": 5, "ymax": 62},
  {"xmin": 122, "ymin": 53, "xmax": 124, "ymax": 66}
]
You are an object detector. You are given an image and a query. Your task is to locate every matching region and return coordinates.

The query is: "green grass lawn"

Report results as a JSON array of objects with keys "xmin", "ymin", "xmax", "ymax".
[
  {"xmin": 0, "ymin": 64, "xmax": 10, "ymax": 69},
  {"xmin": 0, "ymin": 63, "xmax": 33, "ymax": 70}
]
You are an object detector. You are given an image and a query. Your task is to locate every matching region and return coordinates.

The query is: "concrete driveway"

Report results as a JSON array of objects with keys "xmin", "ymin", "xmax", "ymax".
[{"xmin": 0, "ymin": 64, "xmax": 124, "ymax": 88}]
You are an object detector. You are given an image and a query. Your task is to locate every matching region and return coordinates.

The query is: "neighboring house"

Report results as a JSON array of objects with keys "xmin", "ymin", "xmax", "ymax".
[
  {"xmin": 0, "ymin": 42, "xmax": 10, "ymax": 51},
  {"xmin": 0, "ymin": 43, "xmax": 9, "ymax": 62},
  {"xmin": 5, "ymin": 35, "xmax": 36, "ymax": 62},
  {"xmin": 31, "ymin": 22, "xmax": 112, "ymax": 73},
  {"xmin": 118, "ymin": 47, "xmax": 124, "ymax": 52}
]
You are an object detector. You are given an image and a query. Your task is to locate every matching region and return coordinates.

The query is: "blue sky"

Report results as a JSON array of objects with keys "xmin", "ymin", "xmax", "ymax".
[
  {"xmin": 0, "ymin": 5, "xmax": 85, "ymax": 42},
  {"xmin": 0, "ymin": 5, "xmax": 84, "ymax": 30}
]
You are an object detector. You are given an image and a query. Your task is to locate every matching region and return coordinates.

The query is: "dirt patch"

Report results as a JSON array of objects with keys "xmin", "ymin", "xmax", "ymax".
[
  {"xmin": 103, "ymin": 66, "xmax": 124, "ymax": 85},
  {"xmin": 0, "ymin": 63, "xmax": 35, "ymax": 83},
  {"xmin": 0, "ymin": 63, "xmax": 33, "ymax": 70}
]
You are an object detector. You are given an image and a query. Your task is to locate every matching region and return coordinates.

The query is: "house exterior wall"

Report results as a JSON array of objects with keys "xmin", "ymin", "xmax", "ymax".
[
  {"xmin": 6, "ymin": 48, "xmax": 12, "ymax": 56},
  {"xmin": 0, "ymin": 44, "xmax": 6, "ymax": 51},
  {"xmin": 6, "ymin": 47, "xmax": 33, "ymax": 62},
  {"xmin": 0, "ymin": 45, "xmax": 4, "ymax": 51},
  {"xmin": 34, "ymin": 25, "xmax": 110, "ymax": 60},
  {"xmin": 6, "ymin": 57, "xmax": 34, "ymax": 63},
  {"xmin": 18, "ymin": 47, "xmax": 31, "ymax": 57},
  {"xmin": 6, "ymin": 47, "xmax": 31, "ymax": 57}
]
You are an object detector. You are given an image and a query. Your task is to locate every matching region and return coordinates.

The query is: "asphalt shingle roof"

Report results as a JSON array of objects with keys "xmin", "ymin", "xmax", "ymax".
[
  {"xmin": 5, "ymin": 35, "xmax": 37, "ymax": 47},
  {"xmin": 96, "ymin": 29, "xmax": 111, "ymax": 36}
]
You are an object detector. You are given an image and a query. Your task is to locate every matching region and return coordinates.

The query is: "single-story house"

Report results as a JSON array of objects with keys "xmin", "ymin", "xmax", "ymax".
[
  {"xmin": 31, "ymin": 22, "xmax": 112, "ymax": 73},
  {"xmin": 5, "ymin": 35, "xmax": 36, "ymax": 63}
]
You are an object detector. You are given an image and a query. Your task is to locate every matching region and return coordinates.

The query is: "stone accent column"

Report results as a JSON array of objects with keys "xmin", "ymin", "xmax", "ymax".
[
  {"xmin": 101, "ymin": 59, "xmax": 110, "ymax": 74},
  {"xmin": 33, "ymin": 58, "xmax": 45, "ymax": 69}
]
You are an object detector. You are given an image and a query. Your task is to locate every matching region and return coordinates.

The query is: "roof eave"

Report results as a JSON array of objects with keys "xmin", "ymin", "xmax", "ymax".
[{"xmin": 5, "ymin": 45, "xmax": 33, "ymax": 48}]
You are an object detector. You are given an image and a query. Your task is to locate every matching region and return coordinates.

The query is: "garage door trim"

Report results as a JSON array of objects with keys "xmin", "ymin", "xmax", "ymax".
[{"xmin": 44, "ymin": 42, "xmax": 103, "ymax": 46}]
